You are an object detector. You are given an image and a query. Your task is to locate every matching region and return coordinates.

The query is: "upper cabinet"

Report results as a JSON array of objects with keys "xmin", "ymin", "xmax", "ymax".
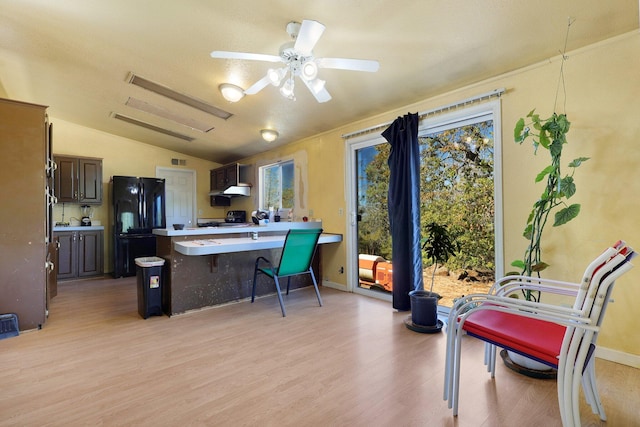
[
  {"xmin": 210, "ymin": 163, "xmax": 241, "ymax": 191},
  {"xmin": 209, "ymin": 163, "xmax": 251, "ymax": 206},
  {"xmin": 54, "ymin": 155, "xmax": 103, "ymax": 204}
]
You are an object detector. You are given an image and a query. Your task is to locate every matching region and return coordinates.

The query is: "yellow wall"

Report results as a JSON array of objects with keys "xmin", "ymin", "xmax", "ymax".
[
  {"xmin": 49, "ymin": 31, "xmax": 640, "ymax": 360},
  {"xmin": 235, "ymin": 32, "xmax": 640, "ymax": 360},
  {"xmin": 51, "ymin": 119, "xmax": 223, "ymax": 273}
]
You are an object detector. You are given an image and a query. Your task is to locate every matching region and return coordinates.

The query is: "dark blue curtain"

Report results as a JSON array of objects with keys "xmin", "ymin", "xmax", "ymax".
[{"xmin": 382, "ymin": 113, "xmax": 423, "ymax": 311}]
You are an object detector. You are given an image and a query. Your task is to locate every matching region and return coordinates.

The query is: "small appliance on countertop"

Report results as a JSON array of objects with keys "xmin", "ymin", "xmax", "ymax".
[
  {"xmin": 81, "ymin": 205, "xmax": 93, "ymax": 226},
  {"xmin": 196, "ymin": 218, "xmax": 227, "ymax": 227},
  {"xmin": 226, "ymin": 210, "xmax": 246, "ymax": 223}
]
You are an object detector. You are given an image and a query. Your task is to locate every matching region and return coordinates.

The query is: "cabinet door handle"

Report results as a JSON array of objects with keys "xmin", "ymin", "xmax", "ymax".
[
  {"xmin": 80, "ymin": 192, "xmax": 84, "ymax": 199},
  {"xmin": 74, "ymin": 191, "xmax": 78, "ymax": 199},
  {"xmin": 79, "ymin": 234, "xmax": 83, "ymax": 241}
]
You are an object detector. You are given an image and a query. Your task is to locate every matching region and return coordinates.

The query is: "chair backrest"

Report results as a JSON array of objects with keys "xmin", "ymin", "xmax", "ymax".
[{"xmin": 277, "ymin": 228, "xmax": 323, "ymax": 276}]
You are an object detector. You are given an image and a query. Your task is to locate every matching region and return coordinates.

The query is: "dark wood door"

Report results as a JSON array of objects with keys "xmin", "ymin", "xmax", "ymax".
[
  {"xmin": 225, "ymin": 164, "xmax": 238, "ymax": 186},
  {"xmin": 79, "ymin": 158, "xmax": 102, "ymax": 204},
  {"xmin": 56, "ymin": 231, "xmax": 77, "ymax": 279},
  {"xmin": 54, "ymin": 156, "xmax": 77, "ymax": 203},
  {"xmin": 78, "ymin": 230, "xmax": 103, "ymax": 277}
]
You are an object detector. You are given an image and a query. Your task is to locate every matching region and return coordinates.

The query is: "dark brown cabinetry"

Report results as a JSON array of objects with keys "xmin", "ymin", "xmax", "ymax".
[
  {"xmin": 0, "ymin": 98, "xmax": 50, "ymax": 330},
  {"xmin": 209, "ymin": 163, "xmax": 249, "ymax": 206},
  {"xmin": 54, "ymin": 155, "xmax": 103, "ymax": 204},
  {"xmin": 55, "ymin": 230, "xmax": 104, "ymax": 280}
]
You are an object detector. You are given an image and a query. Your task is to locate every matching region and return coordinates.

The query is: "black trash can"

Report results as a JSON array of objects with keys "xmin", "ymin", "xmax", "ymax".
[{"xmin": 135, "ymin": 256, "xmax": 165, "ymax": 319}]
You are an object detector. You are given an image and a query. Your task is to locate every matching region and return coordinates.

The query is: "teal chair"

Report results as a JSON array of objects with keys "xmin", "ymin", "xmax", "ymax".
[{"xmin": 252, "ymin": 228, "xmax": 323, "ymax": 316}]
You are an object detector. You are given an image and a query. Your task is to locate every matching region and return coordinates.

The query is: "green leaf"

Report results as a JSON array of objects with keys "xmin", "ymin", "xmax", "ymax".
[
  {"xmin": 539, "ymin": 130, "xmax": 550, "ymax": 148},
  {"xmin": 560, "ymin": 176, "xmax": 576, "ymax": 198},
  {"xmin": 535, "ymin": 165, "xmax": 554, "ymax": 183},
  {"xmin": 553, "ymin": 204, "xmax": 581, "ymax": 226},
  {"xmin": 526, "ymin": 109, "xmax": 536, "ymax": 118},
  {"xmin": 514, "ymin": 118, "xmax": 525, "ymax": 142},
  {"xmin": 531, "ymin": 262, "xmax": 549, "ymax": 272},
  {"xmin": 510, "ymin": 260, "xmax": 526, "ymax": 269},
  {"xmin": 523, "ymin": 223, "xmax": 533, "ymax": 240},
  {"xmin": 568, "ymin": 157, "xmax": 590, "ymax": 168},
  {"xmin": 550, "ymin": 139, "xmax": 563, "ymax": 157}
]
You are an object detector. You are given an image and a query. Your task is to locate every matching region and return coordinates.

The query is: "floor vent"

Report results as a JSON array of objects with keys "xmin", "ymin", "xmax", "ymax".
[{"xmin": 0, "ymin": 313, "xmax": 19, "ymax": 340}]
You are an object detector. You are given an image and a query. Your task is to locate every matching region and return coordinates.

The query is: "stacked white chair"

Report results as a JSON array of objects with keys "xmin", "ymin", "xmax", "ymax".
[{"xmin": 444, "ymin": 241, "xmax": 635, "ymax": 426}]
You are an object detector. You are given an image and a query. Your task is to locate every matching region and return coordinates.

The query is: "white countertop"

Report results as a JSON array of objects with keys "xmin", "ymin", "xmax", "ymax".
[
  {"xmin": 174, "ymin": 233, "xmax": 342, "ymax": 256},
  {"xmin": 153, "ymin": 221, "xmax": 323, "ymax": 237},
  {"xmin": 53, "ymin": 226, "xmax": 104, "ymax": 232}
]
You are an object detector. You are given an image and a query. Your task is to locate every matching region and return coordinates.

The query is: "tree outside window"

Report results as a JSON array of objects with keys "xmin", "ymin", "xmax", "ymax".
[{"xmin": 261, "ymin": 160, "xmax": 294, "ymax": 210}]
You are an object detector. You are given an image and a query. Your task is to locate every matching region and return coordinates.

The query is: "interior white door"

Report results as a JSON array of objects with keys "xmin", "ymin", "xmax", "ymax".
[{"xmin": 156, "ymin": 168, "xmax": 196, "ymax": 228}]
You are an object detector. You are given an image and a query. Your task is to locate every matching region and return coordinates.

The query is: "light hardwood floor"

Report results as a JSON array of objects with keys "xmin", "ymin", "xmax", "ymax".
[{"xmin": 1, "ymin": 277, "xmax": 638, "ymax": 426}]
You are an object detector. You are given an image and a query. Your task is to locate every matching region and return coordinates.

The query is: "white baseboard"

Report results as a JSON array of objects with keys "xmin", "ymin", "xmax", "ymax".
[
  {"xmin": 322, "ymin": 280, "xmax": 347, "ymax": 292},
  {"xmin": 595, "ymin": 346, "xmax": 640, "ymax": 368}
]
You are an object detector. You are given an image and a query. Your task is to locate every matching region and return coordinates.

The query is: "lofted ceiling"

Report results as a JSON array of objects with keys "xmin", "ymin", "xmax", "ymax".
[{"xmin": 1, "ymin": 1, "xmax": 638, "ymax": 164}]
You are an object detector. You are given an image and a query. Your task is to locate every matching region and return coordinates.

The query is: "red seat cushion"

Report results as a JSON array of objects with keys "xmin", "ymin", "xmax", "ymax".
[{"xmin": 462, "ymin": 308, "xmax": 566, "ymax": 366}]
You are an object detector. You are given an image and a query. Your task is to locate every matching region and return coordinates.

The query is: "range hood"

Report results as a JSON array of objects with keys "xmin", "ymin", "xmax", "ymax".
[{"xmin": 208, "ymin": 183, "xmax": 251, "ymax": 197}]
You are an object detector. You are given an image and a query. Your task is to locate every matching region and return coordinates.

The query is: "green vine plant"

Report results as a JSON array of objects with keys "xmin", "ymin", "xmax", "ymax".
[{"xmin": 509, "ymin": 110, "xmax": 589, "ymax": 300}]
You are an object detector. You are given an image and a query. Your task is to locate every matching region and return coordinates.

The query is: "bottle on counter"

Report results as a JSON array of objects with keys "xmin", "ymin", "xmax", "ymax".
[{"xmin": 287, "ymin": 208, "xmax": 293, "ymax": 222}]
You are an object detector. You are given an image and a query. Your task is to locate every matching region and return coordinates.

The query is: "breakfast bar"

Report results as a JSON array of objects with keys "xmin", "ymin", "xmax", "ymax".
[{"xmin": 153, "ymin": 222, "xmax": 342, "ymax": 315}]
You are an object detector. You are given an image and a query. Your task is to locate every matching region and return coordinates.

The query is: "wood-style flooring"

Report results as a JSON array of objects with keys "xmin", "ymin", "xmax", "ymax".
[{"xmin": 1, "ymin": 277, "xmax": 638, "ymax": 426}]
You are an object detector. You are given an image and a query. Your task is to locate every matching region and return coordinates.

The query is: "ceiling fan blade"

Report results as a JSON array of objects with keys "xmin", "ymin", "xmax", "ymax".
[
  {"xmin": 244, "ymin": 75, "xmax": 271, "ymax": 95},
  {"xmin": 210, "ymin": 51, "xmax": 282, "ymax": 63},
  {"xmin": 294, "ymin": 20, "xmax": 326, "ymax": 56},
  {"xmin": 302, "ymin": 78, "xmax": 332, "ymax": 103},
  {"xmin": 317, "ymin": 57, "xmax": 380, "ymax": 72}
]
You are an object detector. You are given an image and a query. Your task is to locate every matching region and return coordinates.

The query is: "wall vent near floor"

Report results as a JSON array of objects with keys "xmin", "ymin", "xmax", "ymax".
[{"xmin": 171, "ymin": 158, "xmax": 187, "ymax": 166}]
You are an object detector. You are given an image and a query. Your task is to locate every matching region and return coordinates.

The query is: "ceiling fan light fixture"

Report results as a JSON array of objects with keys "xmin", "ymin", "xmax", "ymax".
[
  {"xmin": 301, "ymin": 61, "xmax": 318, "ymax": 81},
  {"xmin": 261, "ymin": 129, "xmax": 279, "ymax": 142},
  {"xmin": 280, "ymin": 78, "xmax": 295, "ymax": 99},
  {"xmin": 268, "ymin": 68, "xmax": 286, "ymax": 86},
  {"xmin": 219, "ymin": 83, "xmax": 245, "ymax": 103}
]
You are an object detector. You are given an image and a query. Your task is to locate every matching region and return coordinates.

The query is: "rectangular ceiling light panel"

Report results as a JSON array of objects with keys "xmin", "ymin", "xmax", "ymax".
[
  {"xmin": 111, "ymin": 112, "xmax": 195, "ymax": 142},
  {"xmin": 127, "ymin": 73, "xmax": 232, "ymax": 120},
  {"xmin": 126, "ymin": 97, "xmax": 215, "ymax": 133}
]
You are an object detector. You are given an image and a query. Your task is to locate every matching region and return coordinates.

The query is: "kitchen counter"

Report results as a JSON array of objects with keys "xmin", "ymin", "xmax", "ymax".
[
  {"xmin": 53, "ymin": 225, "xmax": 104, "ymax": 231},
  {"xmin": 152, "ymin": 220, "xmax": 322, "ymax": 237},
  {"xmin": 174, "ymin": 233, "xmax": 342, "ymax": 256},
  {"xmin": 154, "ymin": 221, "xmax": 342, "ymax": 315}
]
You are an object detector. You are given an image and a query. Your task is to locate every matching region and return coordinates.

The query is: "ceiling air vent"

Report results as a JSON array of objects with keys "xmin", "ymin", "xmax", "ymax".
[
  {"xmin": 127, "ymin": 73, "xmax": 232, "ymax": 120},
  {"xmin": 111, "ymin": 113, "xmax": 194, "ymax": 142},
  {"xmin": 126, "ymin": 97, "xmax": 215, "ymax": 133}
]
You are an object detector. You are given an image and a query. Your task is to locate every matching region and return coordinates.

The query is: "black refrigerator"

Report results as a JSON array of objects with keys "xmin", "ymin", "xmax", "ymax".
[{"xmin": 112, "ymin": 176, "xmax": 166, "ymax": 278}]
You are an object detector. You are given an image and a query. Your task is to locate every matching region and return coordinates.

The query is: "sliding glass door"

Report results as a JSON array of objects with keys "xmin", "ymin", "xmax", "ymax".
[{"xmin": 346, "ymin": 102, "xmax": 503, "ymax": 305}]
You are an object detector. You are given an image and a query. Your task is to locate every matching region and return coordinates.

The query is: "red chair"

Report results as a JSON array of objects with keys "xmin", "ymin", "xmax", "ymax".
[{"xmin": 444, "ymin": 241, "xmax": 635, "ymax": 426}]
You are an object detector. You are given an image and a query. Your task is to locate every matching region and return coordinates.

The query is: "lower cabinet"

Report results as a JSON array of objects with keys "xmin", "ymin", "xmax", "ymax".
[{"xmin": 56, "ymin": 230, "xmax": 104, "ymax": 280}]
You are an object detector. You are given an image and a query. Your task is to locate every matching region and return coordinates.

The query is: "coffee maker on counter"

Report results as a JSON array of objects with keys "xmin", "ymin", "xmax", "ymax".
[{"xmin": 81, "ymin": 205, "xmax": 93, "ymax": 226}]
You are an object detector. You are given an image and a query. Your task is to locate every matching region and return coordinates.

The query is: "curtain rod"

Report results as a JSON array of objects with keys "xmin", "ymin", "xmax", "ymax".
[{"xmin": 342, "ymin": 88, "xmax": 505, "ymax": 139}]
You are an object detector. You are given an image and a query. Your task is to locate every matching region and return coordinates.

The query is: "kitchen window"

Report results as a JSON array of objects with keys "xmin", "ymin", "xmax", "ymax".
[{"xmin": 259, "ymin": 159, "xmax": 295, "ymax": 211}]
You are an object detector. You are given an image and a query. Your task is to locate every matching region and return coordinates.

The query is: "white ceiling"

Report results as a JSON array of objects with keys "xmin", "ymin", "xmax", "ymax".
[{"xmin": 1, "ymin": 1, "xmax": 638, "ymax": 164}]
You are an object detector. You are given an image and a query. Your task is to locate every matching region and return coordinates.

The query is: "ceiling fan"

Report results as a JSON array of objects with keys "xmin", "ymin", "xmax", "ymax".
[{"xmin": 210, "ymin": 19, "xmax": 380, "ymax": 103}]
